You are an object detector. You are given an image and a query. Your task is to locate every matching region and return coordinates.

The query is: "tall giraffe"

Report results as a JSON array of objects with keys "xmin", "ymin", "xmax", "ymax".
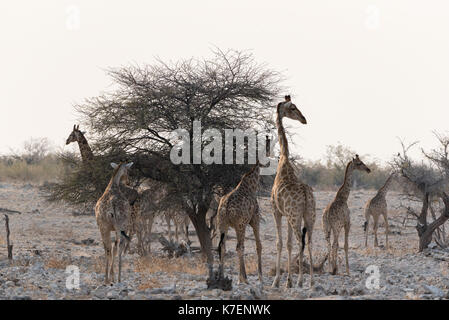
[
  {"xmin": 66, "ymin": 124, "xmax": 94, "ymax": 162},
  {"xmin": 216, "ymin": 162, "xmax": 263, "ymax": 286},
  {"xmin": 271, "ymin": 95, "xmax": 316, "ymax": 288},
  {"xmin": 95, "ymin": 162, "xmax": 133, "ymax": 283},
  {"xmin": 322, "ymin": 155, "xmax": 371, "ymax": 275},
  {"xmin": 65, "ymin": 124, "xmax": 139, "ymax": 244},
  {"xmin": 364, "ymin": 172, "xmax": 397, "ymax": 248}
]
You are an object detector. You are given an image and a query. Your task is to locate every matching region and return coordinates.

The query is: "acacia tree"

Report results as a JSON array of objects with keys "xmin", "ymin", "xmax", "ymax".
[
  {"xmin": 58, "ymin": 49, "xmax": 280, "ymax": 264},
  {"xmin": 393, "ymin": 134, "xmax": 449, "ymax": 251}
]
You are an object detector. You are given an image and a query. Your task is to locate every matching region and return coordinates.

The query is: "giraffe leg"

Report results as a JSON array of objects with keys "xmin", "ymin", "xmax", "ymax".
[
  {"xmin": 101, "ymin": 230, "xmax": 112, "ymax": 284},
  {"xmin": 147, "ymin": 215, "xmax": 154, "ymax": 253},
  {"xmin": 250, "ymin": 216, "xmax": 263, "ymax": 287},
  {"xmin": 218, "ymin": 229, "xmax": 228, "ymax": 279},
  {"xmin": 286, "ymin": 222, "xmax": 293, "ymax": 288},
  {"xmin": 116, "ymin": 233, "xmax": 122, "ymax": 283},
  {"xmin": 166, "ymin": 215, "xmax": 172, "ymax": 242},
  {"xmin": 118, "ymin": 231, "xmax": 128, "ymax": 283},
  {"xmin": 110, "ymin": 237, "xmax": 118, "ymax": 282},
  {"xmin": 373, "ymin": 216, "xmax": 379, "ymax": 247},
  {"xmin": 364, "ymin": 216, "xmax": 370, "ymax": 248},
  {"xmin": 306, "ymin": 223, "xmax": 314, "ymax": 286},
  {"xmin": 236, "ymin": 227, "xmax": 248, "ymax": 284},
  {"xmin": 324, "ymin": 222, "xmax": 332, "ymax": 274},
  {"xmin": 293, "ymin": 222, "xmax": 305, "ymax": 288},
  {"xmin": 344, "ymin": 224, "xmax": 350, "ymax": 276},
  {"xmin": 331, "ymin": 230, "xmax": 339, "ymax": 275},
  {"xmin": 271, "ymin": 210, "xmax": 283, "ymax": 288},
  {"xmin": 175, "ymin": 219, "xmax": 179, "ymax": 243},
  {"xmin": 383, "ymin": 212, "xmax": 389, "ymax": 249}
]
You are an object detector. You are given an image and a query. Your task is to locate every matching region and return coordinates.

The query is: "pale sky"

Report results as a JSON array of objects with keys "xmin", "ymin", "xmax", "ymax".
[{"xmin": 1, "ymin": 0, "xmax": 448, "ymax": 164}]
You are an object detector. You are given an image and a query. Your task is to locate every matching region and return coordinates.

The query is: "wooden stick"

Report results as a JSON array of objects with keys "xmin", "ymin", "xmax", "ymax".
[{"xmin": 4, "ymin": 214, "xmax": 13, "ymax": 260}]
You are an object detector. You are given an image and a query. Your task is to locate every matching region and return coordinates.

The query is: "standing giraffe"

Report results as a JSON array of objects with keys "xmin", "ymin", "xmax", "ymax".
[
  {"xmin": 271, "ymin": 95, "xmax": 316, "ymax": 288},
  {"xmin": 364, "ymin": 172, "xmax": 397, "ymax": 248},
  {"xmin": 95, "ymin": 162, "xmax": 133, "ymax": 283},
  {"xmin": 66, "ymin": 124, "xmax": 139, "ymax": 238},
  {"xmin": 217, "ymin": 162, "xmax": 263, "ymax": 286},
  {"xmin": 322, "ymin": 155, "xmax": 371, "ymax": 275},
  {"xmin": 65, "ymin": 124, "xmax": 94, "ymax": 162}
]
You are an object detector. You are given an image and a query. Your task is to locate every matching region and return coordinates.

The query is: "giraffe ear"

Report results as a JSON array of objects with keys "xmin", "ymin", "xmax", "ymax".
[
  {"xmin": 125, "ymin": 162, "xmax": 134, "ymax": 169},
  {"xmin": 110, "ymin": 162, "xmax": 119, "ymax": 169}
]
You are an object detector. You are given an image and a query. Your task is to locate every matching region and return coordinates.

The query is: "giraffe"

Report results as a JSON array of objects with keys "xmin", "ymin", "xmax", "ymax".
[
  {"xmin": 95, "ymin": 162, "xmax": 133, "ymax": 283},
  {"xmin": 65, "ymin": 124, "xmax": 94, "ymax": 162},
  {"xmin": 364, "ymin": 172, "xmax": 397, "ymax": 248},
  {"xmin": 217, "ymin": 162, "xmax": 263, "ymax": 286},
  {"xmin": 66, "ymin": 124, "xmax": 139, "ymax": 238},
  {"xmin": 271, "ymin": 95, "xmax": 316, "ymax": 288},
  {"xmin": 322, "ymin": 155, "xmax": 371, "ymax": 275},
  {"xmin": 164, "ymin": 206, "xmax": 190, "ymax": 244}
]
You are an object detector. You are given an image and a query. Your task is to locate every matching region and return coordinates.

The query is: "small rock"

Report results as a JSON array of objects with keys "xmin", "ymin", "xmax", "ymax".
[{"xmin": 423, "ymin": 285, "xmax": 445, "ymax": 298}]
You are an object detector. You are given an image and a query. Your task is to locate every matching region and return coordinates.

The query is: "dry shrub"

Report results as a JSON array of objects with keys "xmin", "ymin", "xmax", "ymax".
[
  {"xmin": 45, "ymin": 256, "xmax": 72, "ymax": 269},
  {"xmin": 134, "ymin": 255, "xmax": 206, "ymax": 276}
]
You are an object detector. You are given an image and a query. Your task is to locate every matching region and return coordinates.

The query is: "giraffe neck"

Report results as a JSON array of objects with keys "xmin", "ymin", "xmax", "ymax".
[
  {"xmin": 376, "ymin": 174, "xmax": 394, "ymax": 198},
  {"xmin": 105, "ymin": 168, "xmax": 124, "ymax": 193},
  {"xmin": 239, "ymin": 164, "xmax": 260, "ymax": 194},
  {"xmin": 77, "ymin": 134, "xmax": 94, "ymax": 162},
  {"xmin": 276, "ymin": 106, "xmax": 289, "ymax": 158},
  {"xmin": 336, "ymin": 161, "xmax": 354, "ymax": 202}
]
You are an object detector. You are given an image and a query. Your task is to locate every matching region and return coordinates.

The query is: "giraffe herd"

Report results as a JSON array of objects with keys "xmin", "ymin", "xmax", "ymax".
[{"xmin": 67, "ymin": 95, "xmax": 399, "ymax": 289}]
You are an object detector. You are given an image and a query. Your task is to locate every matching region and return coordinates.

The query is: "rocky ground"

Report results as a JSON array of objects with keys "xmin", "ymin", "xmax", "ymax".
[{"xmin": 0, "ymin": 182, "xmax": 448, "ymax": 300}]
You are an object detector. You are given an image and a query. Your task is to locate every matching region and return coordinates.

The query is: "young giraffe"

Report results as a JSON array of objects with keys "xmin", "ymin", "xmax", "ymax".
[
  {"xmin": 95, "ymin": 162, "xmax": 133, "ymax": 283},
  {"xmin": 164, "ymin": 206, "xmax": 190, "ymax": 243},
  {"xmin": 271, "ymin": 95, "xmax": 316, "ymax": 288},
  {"xmin": 364, "ymin": 172, "xmax": 397, "ymax": 248},
  {"xmin": 322, "ymin": 155, "xmax": 371, "ymax": 275},
  {"xmin": 217, "ymin": 162, "xmax": 263, "ymax": 286}
]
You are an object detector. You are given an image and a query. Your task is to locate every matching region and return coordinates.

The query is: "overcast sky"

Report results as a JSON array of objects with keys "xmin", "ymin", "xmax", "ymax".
[{"xmin": 0, "ymin": 0, "xmax": 448, "ymax": 163}]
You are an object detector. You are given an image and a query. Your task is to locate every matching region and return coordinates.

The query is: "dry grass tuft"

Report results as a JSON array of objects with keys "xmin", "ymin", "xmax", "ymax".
[
  {"xmin": 137, "ymin": 278, "xmax": 161, "ymax": 291},
  {"xmin": 134, "ymin": 255, "xmax": 206, "ymax": 276},
  {"xmin": 45, "ymin": 256, "xmax": 72, "ymax": 269},
  {"xmin": 244, "ymin": 255, "xmax": 259, "ymax": 275}
]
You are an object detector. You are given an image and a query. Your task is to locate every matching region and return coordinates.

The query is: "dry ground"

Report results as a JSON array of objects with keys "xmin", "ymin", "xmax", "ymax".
[{"xmin": 0, "ymin": 182, "xmax": 448, "ymax": 300}]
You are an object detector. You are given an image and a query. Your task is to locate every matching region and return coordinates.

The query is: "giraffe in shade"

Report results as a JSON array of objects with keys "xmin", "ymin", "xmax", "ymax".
[
  {"xmin": 322, "ymin": 155, "xmax": 371, "ymax": 275},
  {"xmin": 271, "ymin": 95, "xmax": 316, "ymax": 288},
  {"xmin": 364, "ymin": 172, "xmax": 397, "ymax": 248},
  {"xmin": 95, "ymin": 162, "xmax": 133, "ymax": 283},
  {"xmin": 216, "ymin": 162, "xmax": 263, "ymax": 286}
]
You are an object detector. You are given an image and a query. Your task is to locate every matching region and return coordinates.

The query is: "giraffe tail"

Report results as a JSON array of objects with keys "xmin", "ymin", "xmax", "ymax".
[
  {"xmin": 363, "ymin": 221, "xmax": 368, "ymax": 232},
  {"xmin": 218, "ymin": 233, "xmax": 225, "ymax": 260},
  {"xmin": 121, "ymin": 230, "xmax": 131, "ymax": 242},
  {"xmin": 301, "ymin": 227, "xmax": 307, "ymax": 254}
]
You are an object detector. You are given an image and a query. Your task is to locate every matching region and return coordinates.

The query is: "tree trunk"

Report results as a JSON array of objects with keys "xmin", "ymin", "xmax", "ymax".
[
  {"xmin": 417, "ymin": 192, "xmax": 449, "ymax": 251},
  {"xmin": 188, "ymin": 203, "xmax": 213, "ymax": 265}
]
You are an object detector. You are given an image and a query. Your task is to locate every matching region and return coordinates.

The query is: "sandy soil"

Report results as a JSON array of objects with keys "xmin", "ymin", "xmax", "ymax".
[{"xmin": 0, "ymin": 182, "xmax": 448, "ymax": 300}]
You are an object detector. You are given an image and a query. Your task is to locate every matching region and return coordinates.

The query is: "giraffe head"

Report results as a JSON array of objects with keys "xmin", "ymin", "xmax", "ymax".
[
  {"xmin": 110, "ymin": 162, "xmax": 134, "ymax": 185},
  {"xmin": 66, "ymin": 124, "xmax": 85, "ymax": 145},
  {"xmin": 277, "ymin": 95, "xmax": 307, "ymax": 124},
  {"xmin": 352, "ymin": 154, "xmax": 371, "ymax": 173}
]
